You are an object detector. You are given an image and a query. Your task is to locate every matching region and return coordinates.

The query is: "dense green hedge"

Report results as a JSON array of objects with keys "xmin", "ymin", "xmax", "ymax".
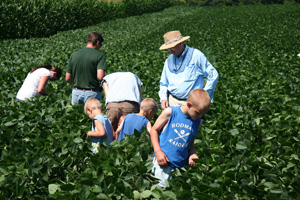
[
  {"xmin": 185, "ymin": 0, "xmax": 300, "ymax": 6},
  {"xmin": 0, "ymin": 0, "xmax": 182, "ymax": 40}
]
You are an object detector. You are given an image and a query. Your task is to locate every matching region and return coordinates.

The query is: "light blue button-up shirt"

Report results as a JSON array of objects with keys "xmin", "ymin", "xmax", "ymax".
[{"xmin": 159, "ymin": 45, "xmax": 219, "ymax": 102}]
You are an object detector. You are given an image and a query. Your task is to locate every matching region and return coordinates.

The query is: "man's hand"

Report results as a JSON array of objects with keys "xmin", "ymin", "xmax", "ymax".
[
  {"xmin": 156, "ymin": 150, "xmax": 169, "ymax": 168},
  {"xmin": 65, "ymin": 72, "xmax": 73, "ymax": 84},
  {"xmin": 161, "ymin": 100, "xmax": 169, "ymax": 110},
  {"xmin": 189, "ymin": 154, "xmax": 198, "ymax": 166}
]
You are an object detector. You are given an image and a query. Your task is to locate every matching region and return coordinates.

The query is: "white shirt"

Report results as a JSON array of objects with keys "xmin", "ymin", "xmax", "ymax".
[
  {"xmin": 103, "ymin": 72, "xmax": 142, "ymax": 105},
  {"xmin": 16, "ymin": 68, "xmax": 51, "ymax": 101}
]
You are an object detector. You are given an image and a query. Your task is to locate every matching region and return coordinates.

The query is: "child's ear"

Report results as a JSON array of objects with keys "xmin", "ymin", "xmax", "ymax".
[
  {"xmin": 147, "ymin": 109, "xmax": 153, "ymax": 114},
  {"xmin": 87, "ymin": 108, "xmax": 92, "ymax": 114},
  {"xmin": 187, "ymin": 102, "xmax": 192, "ymax": 108}
]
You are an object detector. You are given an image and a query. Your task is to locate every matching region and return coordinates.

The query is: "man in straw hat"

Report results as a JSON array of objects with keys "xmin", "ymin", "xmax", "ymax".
[{"xmin": 158, "ymin": 30, "xmax": 219, "ymax": 109}]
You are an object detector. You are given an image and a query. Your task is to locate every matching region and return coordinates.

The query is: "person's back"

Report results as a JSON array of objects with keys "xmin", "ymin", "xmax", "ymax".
[
  {"xmin": 68, "ymin": 48, "xmax": 106, "ymax": 89},
  {"xmin": 66, "ymin": 32, "xmax": 106, "ymax": 105},
  {"xmin": 116, "ymin": 98, "xmax": 159, "ymax": 141},
  {"xmin": 17, "ymin": 68, "xmax": 51, "ymax": 100},
  {"xmin": 104, "ymin": 72, "xmax": 142, "ymax": 105},
  {"xmin": 117, "ymin": 113, "xmax": 149, "ymax": 141},
  {"xmin": 102, "ymin": 72, "xmax": 143, "ymax": 131}
]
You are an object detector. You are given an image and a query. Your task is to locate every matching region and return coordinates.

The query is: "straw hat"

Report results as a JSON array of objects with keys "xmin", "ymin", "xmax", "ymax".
[{"xmin": 159, "ymin": 31, "xmax": 190, "ymax": 50}]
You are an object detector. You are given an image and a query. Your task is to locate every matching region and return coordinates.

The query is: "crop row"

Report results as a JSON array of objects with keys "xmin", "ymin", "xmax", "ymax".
[{"xmin": 0, "ymin": 0, "xmax": 182, "ymax": 40}]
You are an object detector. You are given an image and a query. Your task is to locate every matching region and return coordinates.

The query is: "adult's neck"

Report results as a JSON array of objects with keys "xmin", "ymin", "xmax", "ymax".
[
  {"xmin": 86, "ymin": 42, "xmax": 97, "ymax": 49},
  {"xmin": 176, "ymin": 44, "xmax": 186, "ymax": 58}
]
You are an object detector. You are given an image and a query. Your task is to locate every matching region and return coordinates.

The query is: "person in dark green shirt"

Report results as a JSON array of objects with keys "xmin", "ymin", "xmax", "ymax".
[{"xmin": 66, "ymin": 32, "xmax": 107, "ymax": 105}]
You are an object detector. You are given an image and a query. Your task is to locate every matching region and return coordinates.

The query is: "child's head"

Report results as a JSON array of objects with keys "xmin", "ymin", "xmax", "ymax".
[
  {"xmin": 84, "ymin": 98, "xmax": 102, "ymax": 119},
  {"xmin": 140, "ymin": 98, "xmax": 159, "ymax": 120},
  {"xmin": 186, "ymin": 89, "xmax": 211, "ymax": 120}
]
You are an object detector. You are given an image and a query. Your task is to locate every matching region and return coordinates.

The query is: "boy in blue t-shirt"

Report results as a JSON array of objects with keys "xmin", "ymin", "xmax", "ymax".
[
  {"xmin": 116, "ymin": 98, "xmax": 158, "ymax": 141},
  {"xmin": 84, "ymin": 98, "xmax": 114, "ymax": 153},
  {"xmin": 150, "ymin": 89, "xmax": 211, "ymax": 187}
]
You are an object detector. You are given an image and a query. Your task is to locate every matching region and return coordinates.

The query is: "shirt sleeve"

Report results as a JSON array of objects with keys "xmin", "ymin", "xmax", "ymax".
[
  {"xmin": 67, "ymin": 55, "xmax": 73, "ymax": 74},
  {"xmin": 159, "ymin": 61, "xmax": 169, "ymax": 102},
  {"xmin": 135, "ymin": 75, "xmax": 143, "ymax": 87},
  {"xmin": 97, "ymin": 54, "xmax": 107, "ymax": 71},
  {"xmin": 199, "ymin": 53, "xmax": 219, "ymax": 101}
]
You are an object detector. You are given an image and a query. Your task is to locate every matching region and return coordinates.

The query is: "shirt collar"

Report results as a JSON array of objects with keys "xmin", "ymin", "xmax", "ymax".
[{"xmin": 178, "ymin": 44, "xmax": 189, "ymax": 59}]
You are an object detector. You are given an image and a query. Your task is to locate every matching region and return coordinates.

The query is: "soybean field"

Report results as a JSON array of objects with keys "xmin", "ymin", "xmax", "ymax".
[{"xmin": 0, "ymin": 4, "xmax": 300, "ymax": 199}]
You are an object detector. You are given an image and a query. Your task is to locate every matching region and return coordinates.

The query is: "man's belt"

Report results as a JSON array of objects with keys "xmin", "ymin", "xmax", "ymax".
[
  {"xmin": 168, "ymin": 91, "xmax": 187, "ymax": 101},
  {"xmin": 73, "ymin": 87, "xmax": 100, "ymax": 92}
]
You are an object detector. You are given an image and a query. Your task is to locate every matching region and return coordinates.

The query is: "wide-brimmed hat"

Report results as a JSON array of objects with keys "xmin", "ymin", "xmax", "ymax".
[{"xmin": 159, "ymin": 31, "xmax": 190, "ymax": 50}]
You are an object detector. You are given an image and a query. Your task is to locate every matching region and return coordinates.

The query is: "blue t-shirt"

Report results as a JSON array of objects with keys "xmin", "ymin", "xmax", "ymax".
[
  {"xmin": 90, "ymin": 114, "xmax": 113, "ymax": 145},
  {"xmin": 157, "ymin": 106, "xmax": 201, "ymax": 169},
  {"xmin": 118, "ymin": 113, "xmax": 149, "ymax": 141}
]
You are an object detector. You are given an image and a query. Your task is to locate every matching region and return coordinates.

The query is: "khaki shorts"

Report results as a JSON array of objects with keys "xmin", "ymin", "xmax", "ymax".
[
  {"xmin": 169, "ymin": 94, "xmax": 187, "ymax": 107},
  {"xmin": 106, "ymin": 101, "xmax": 139, "ymax": 131}
]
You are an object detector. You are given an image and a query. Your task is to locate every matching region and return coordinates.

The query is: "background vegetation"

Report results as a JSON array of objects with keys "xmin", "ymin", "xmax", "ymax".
[
  {"xmin": 0, "ymin": 3, "xmax": 300, "ymax": 199},
  {"xmin": 0, "ymin": 0, "xmax": 183, "ymax": 40},
  {"xmin": 1, "ymin": 0, "xmax": 299, "ymax": 40},
  {"xmin": 185, "ymin": 0, "xmax": 300, "ymax": 6}
]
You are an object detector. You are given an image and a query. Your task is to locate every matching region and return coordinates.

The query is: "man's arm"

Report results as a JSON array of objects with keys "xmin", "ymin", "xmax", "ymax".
[
  {"xmin": 97, "ymin": 69, "xmax": 105, "ymax": 81},
  {"xmin": 150, "ymin": 107, "xmax": 172, "ymax": 168},
  {"xmin": 199, "ymin": 53, "xmax": 219, "ymax": 101},
  {"xmin": 159, "ymin": 62, "xmax": 169, "ymax": 109},
  {"xmin": 102, "ymin": 81, "xmax": 108, "ymax": 97},
  {"xmin": 65, "ymin": 72, "xmax": 73, "ymax": 84}
]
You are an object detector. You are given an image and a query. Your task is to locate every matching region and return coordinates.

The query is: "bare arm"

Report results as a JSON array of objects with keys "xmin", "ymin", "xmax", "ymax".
[
  {"xmin": 188, "ymin": 139, "xmax": 198, "ymax": 166},
  {"xmin": 87, "ymin": 120, "xmax": 106, "ymax": 139},
  {"xmin": 112, "ymin": 125, "xmax": 116, "ymax": 141},
  {"xmin": 97, "ymin": 69, "xmax": 105, "ymax": 81},
  {"xmin": 102, "ymin": 81, "xmax": 108, "ymax": 97},
  {"xmin": 38, "ymin": 76, "xmax": 50, "ymax": 96},
  {"xmin": 146, "ymin": 121, "xmax": 152, "ymax": 134},
  {"xmin": 115, "ymin": 120, "xmax": 124, "ymax": 140},
  {"xmin": 150, "ymin": 107, "xmax": 172, "ymax": 168},
  {"xmin": 65, "ymin": 72, "xmax": 73, "ymax": 84}
]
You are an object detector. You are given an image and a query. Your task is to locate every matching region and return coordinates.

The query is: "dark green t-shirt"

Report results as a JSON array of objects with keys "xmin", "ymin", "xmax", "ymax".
[{"xmin": 67, "ymin": 47, "xmax": 107, "ymax": 89}]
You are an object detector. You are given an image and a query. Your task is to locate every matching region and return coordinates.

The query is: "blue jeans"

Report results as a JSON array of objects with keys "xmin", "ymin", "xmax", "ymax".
[{"xmin": 72, "ymin": 89, "xmax": 102, "ymax": 105}]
